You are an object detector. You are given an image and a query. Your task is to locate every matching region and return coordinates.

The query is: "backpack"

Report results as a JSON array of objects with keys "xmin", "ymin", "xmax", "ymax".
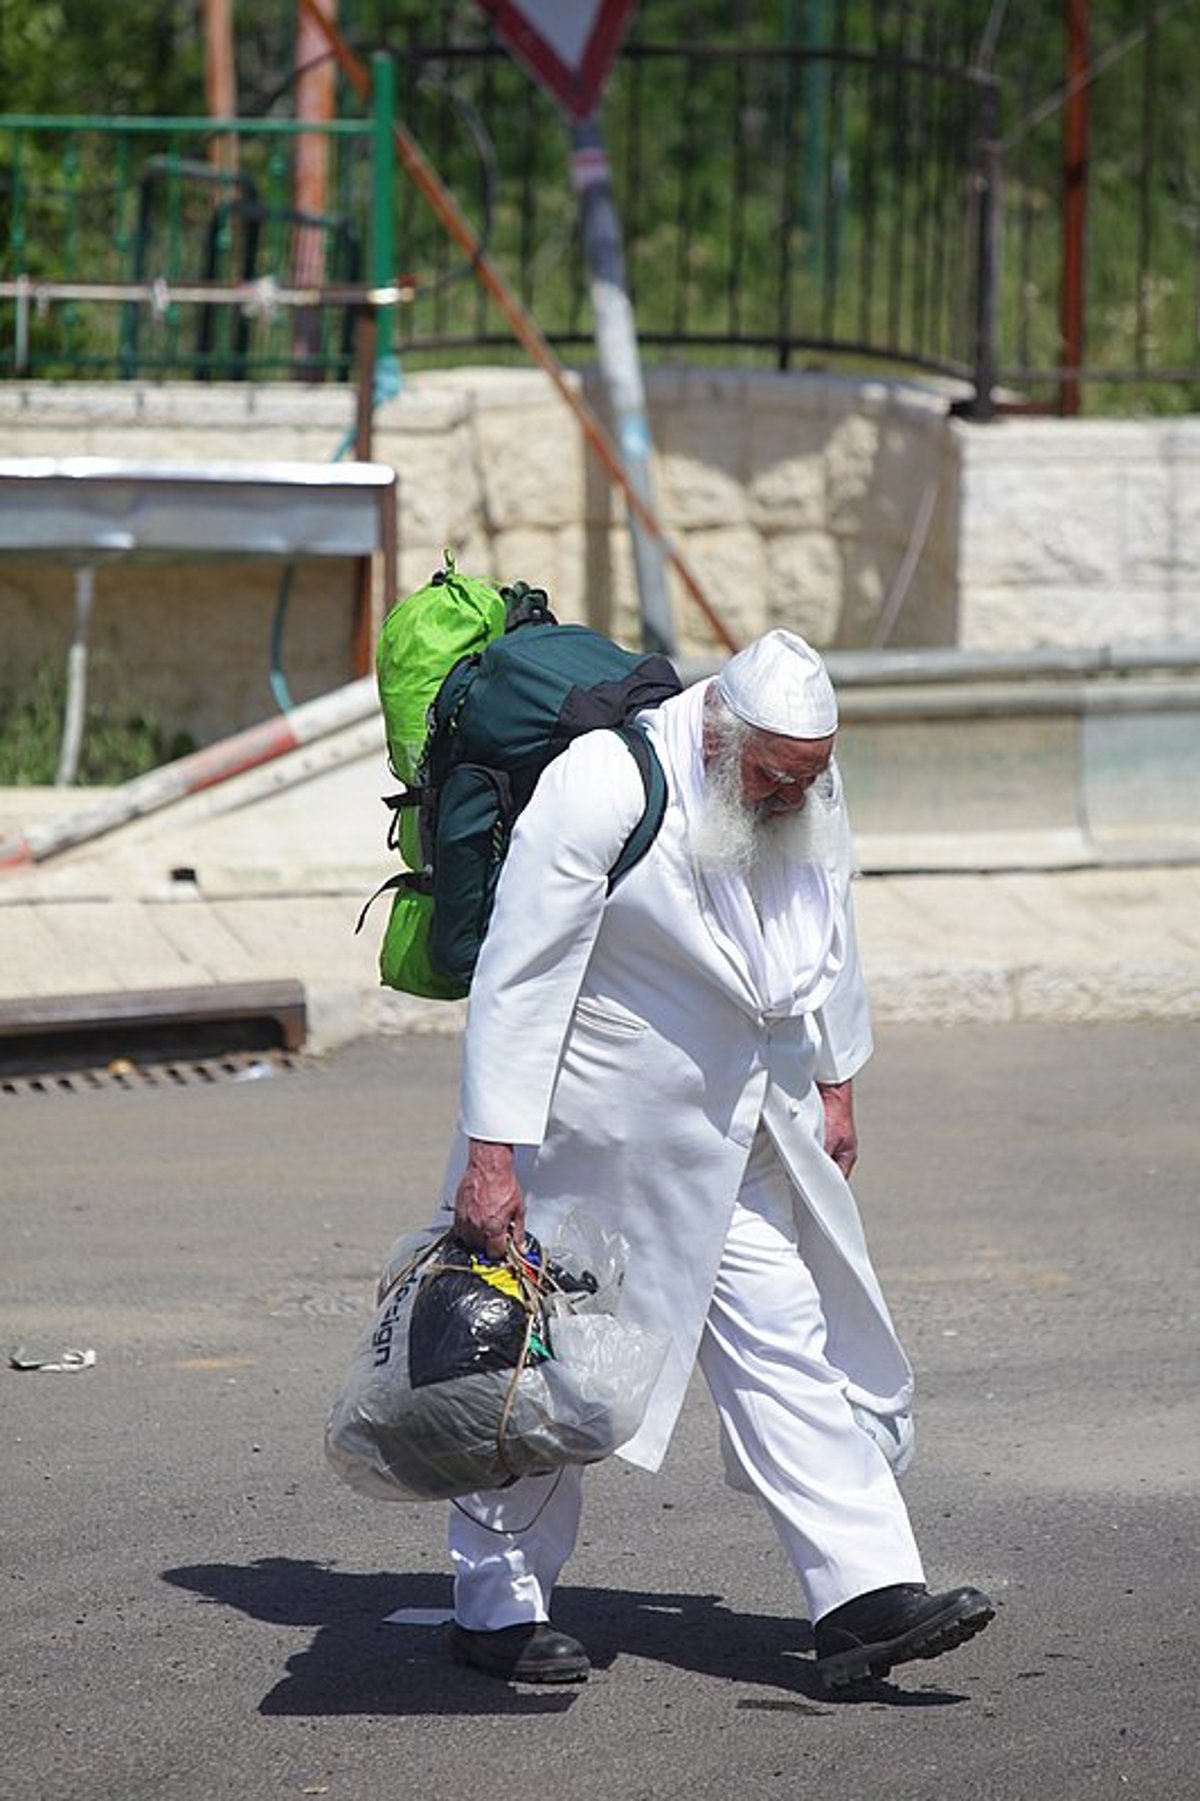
[{"xmin": 363, "ymin": 563, "xmax": 682, "ymax": 1001}]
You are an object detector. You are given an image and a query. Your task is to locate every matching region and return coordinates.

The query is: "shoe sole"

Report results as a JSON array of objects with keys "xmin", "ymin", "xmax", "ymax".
[
  {"xmin": 449, "ymin": 1634, "xmax": 589, "ymax": 1685},
  {"xmin": 818, "ymin": 1594, "xmax": 995, "ymax": 1692}
]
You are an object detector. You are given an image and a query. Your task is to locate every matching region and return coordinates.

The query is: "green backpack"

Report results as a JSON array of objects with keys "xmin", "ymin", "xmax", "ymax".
[{"xmin": 364, "ymin": 561, "xmax": 681, "ymax": 1000}]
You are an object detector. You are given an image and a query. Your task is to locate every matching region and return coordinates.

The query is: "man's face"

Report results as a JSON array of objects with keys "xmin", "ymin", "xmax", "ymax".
[
  {"xmin": 736, "ymin": 729, "xmax": 836, "ymax": 819},
  {"xmin": 693, "ymin": 709, "xmax": 840, "ymax": 878}
]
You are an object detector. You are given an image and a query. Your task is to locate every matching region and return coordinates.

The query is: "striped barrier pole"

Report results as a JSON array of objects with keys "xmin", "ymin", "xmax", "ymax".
[{"xmin": 0, "ymin": 676, "xmax": 378, "ymax": 875}]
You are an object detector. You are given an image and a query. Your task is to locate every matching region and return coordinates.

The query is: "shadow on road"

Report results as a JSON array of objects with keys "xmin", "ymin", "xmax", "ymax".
[{"xmin": 162, "ymin": 1557, "xmax": 970, "ymax": 1716}]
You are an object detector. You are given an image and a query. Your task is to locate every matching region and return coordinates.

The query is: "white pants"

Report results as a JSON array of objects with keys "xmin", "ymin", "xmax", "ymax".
[{"xmin": 449, "ymin": 1130, "xmax": 925, "ymax": 1628}]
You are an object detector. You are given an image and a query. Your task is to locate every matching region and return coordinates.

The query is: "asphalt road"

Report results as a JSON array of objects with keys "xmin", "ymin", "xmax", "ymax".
[{"xmin": 2, "ymin": 1023, "xmax": 1197, "ymax": 1801}]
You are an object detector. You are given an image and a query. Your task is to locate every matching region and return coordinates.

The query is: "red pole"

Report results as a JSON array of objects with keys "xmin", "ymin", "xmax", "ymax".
[
  {"xmin": 201, "ymin": 0, "xmax": 238, "ymax": 176},
  {"xmin": 1060, "ymin": 0, "xmax": 1090, "ymax": 416},
  {"xmin": 294, "ymin": 0, "xmax": 337, "ymax": 376}
]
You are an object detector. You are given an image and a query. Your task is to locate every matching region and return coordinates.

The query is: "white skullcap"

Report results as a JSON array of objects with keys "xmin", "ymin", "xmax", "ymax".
[{"xmin": 714, "ymin": 629, "xmax": 838, "ymax": 739}]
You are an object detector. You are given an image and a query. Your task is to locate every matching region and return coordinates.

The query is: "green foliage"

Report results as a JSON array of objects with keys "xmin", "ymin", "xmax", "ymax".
[
  {"xmin": 0, "ymin": 658, "xmax": 194, "ymax": 786},
  {"xmin": 0, "ymin": 0, "xmax": 204, "ymax": 116},
  {"xmin": 0, "ymin": 662, "xmax": 62, "ymax": 785},
  {"xmin": 1, "ymin": 2, "xmax": 1197, "ymax": 411}
]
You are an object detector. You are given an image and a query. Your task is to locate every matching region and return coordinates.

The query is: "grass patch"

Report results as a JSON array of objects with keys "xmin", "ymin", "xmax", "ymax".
[{"xmin": 0, "ymin": 658, "xmax": 195, "ymax": 786}]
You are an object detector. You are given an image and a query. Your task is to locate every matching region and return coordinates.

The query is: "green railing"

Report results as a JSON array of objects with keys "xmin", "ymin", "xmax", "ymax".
[{"xmin": 0, "ymin": 108, "xmax": 398, "ymax": 380}]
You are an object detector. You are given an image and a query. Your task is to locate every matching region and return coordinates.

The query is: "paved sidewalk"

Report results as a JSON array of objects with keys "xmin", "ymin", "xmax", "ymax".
[
  {"xmin": 4, "ymin": 854, "xmax": 1198, "ymax": 1053},
  {"xmin": 854, "ymin": 862, "xmax": 1200, "ymax": 1026}
]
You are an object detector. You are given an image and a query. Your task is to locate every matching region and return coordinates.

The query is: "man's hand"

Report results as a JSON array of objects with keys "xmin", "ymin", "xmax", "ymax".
[
  {"xmin": 453, "ymin": 1139, "xmax": 524, "ymax": 1259},
  {"xmin": 817, "ymin": 1079, "xmax": 858, "ymax": 1178}
]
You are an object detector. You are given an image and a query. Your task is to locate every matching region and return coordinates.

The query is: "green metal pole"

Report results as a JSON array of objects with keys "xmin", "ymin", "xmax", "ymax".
[
  {"xmin": 370, "ymin": 49, "xmax": 396, "ymax": 361},
  {"xmin": 10, "ymin": 129, "xmax": 26, "ymax": 373},
  {"xmin": 11, "ymin": 129, "xmax": 25, "ymax": 270},
  {"xmin": 166, "ymin": 136, "xmax": 183, "ymax": 367},
  {"xmin": 63, "ymin": 134, "xmax": 80, "ymax": 338}
]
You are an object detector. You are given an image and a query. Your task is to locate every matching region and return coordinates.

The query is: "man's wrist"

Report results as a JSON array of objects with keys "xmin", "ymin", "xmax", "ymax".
[{"xmin": 466, "ymin": 1137, "xmax": 515, "ymax": 1169}]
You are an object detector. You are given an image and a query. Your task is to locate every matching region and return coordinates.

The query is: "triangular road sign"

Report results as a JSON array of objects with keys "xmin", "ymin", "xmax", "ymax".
[{"xmin": 474, "ymin": 0, "xmax": 637, "ymax": 120}]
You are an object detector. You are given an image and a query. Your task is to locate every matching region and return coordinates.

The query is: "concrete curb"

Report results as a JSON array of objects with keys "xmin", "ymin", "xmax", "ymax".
[{"xmin": 4, "ymin": 857, "xmax": 1200, "ymax": 1051}]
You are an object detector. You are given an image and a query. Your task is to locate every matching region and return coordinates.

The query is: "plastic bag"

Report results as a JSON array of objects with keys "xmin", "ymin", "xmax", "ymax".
[{"xmin": 324, "ymin": 1213, "xmax": 666, "ymax": 1504}]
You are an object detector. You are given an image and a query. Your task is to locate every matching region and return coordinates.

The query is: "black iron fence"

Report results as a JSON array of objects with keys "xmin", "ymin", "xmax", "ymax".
[
  {"xmin": 383, "ymin": 27, "xmax": 994, "ymax": 384},
  {"xmin": 2, "ymin": 4, "xmax": 1197, "ymax": 413}
]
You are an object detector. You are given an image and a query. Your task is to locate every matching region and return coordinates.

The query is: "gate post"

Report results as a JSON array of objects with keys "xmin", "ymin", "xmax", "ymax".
[
  {"xmin": 1059, "ymin": 0, "xmax": 1090, "ymax": 417},
  {"xmin": 961, "ymin": 74, "xmax": 1001, "ymax": 421}
]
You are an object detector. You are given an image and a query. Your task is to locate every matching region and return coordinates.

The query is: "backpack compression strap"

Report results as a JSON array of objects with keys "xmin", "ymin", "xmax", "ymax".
[
  {"xmin": 608, "ymin": 725, "xmax": 669, "ymax": 890},
  {"xmin": 358, "ymin": 722, "xmax": 668, "ymax": 933}
]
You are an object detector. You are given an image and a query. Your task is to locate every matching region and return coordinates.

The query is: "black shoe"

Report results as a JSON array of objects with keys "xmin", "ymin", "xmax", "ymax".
[
  {"xmin": 448, "ymin": 1621, "xmax": 590, "ymax": 1684},
  {"xmin": 815, "ymin": 1582, "xmax": 995, "ymax": 1691}
]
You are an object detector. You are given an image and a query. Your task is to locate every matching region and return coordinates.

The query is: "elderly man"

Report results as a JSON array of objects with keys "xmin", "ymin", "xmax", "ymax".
[{"xmin": 442, "ymin": 629, "xmax": 994, "ymax": 1692}]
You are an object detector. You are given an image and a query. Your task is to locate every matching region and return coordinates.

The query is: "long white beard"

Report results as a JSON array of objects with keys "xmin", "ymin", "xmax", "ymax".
[{"xmin": 690, "ymin": 749, "xmax": 843, "ymax": 880}]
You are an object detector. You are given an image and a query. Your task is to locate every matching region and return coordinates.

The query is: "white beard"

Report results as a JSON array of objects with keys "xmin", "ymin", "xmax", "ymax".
[{"xmin": 690, "ymin": 749, "xmax": 844, "ymax": 881}]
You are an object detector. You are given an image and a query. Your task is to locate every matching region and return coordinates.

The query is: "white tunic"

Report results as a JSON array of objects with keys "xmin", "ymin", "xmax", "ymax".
[{"xmin": 447, "ymin": 698, "xmax": 914, "ymax": 1472}]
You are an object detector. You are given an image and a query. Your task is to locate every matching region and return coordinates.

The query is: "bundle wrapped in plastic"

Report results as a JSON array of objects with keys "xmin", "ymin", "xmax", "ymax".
[{"xmin": 324, "ymin": 1213, "xmax": 666, "ymax": 1503}]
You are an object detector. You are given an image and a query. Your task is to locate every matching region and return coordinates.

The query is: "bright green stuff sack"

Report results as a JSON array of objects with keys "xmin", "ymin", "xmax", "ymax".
[
  {"xmin": 377, "ymin": 889, "xmax": 468, "ymax": 1002},
  {"xmin": 368, "ymin": 551, "xmax": 504, "ymax": 997},
  {"xmin": 374, "ymin": 550, "xmax": 506, "ymax": 870}
]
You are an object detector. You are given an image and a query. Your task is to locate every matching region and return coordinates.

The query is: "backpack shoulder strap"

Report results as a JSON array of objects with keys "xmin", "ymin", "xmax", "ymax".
[{"xmin": 607, "ymin": 724, "xmax": 669, "ymax": 890}]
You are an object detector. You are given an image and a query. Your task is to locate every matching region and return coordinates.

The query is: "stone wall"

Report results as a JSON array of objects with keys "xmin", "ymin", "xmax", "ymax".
[
  {"xmin": 954, "ymin": 416, "xmax": 1200, "ymax": 648},
  {"xmin": 594, "ymin": 369, "xmax": 961, "ymax": 654},
  {"xmin": 2, "ymin": 372, "xmax": 1197, "ymax": 747},
  {"xmin": 0, "ymin": 370, "xmax": 961, "ymax": 744}
]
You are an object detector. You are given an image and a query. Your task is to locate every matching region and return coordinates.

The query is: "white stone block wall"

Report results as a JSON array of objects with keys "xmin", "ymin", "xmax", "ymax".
[
  {"xmin": 0, "ymin": 370, "xmax": 963, "ymax": 745},
  {"xmin": 583, "ymin": 368, "xmax": 962, "ymax": 654},
  {"xmin": 954, "ymin": 416, "xmax": 1200, "ymax": 647},
  {"xmin": 3, "ymin": 372, "xmax": 1197, "ymax": 747}
]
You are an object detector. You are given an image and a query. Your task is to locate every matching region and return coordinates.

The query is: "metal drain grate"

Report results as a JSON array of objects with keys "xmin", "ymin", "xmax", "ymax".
[
  {"xmin": 1, "ymin": 1047, "xmax": 306, "ymax": 1097},
  {"xmin": 0, "ymin": 981, "xmax": 308, "ymax": 1093}
]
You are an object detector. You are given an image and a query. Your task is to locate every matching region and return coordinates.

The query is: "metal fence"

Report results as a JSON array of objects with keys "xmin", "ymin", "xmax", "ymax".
[
  {"xmin": 379, "ymin": 22, "xmax": 998, "ymax": 390},
  {"xmin": 993, "ymin": 0, "xmax": 1200, "ymax": 413},
  {"xmin": 0, "ymin": 116, "xmax": 381, "ymax": 380},
  {"xmin": 2, "ymin": 4, "xmax": 1197, "ymax": 413}
]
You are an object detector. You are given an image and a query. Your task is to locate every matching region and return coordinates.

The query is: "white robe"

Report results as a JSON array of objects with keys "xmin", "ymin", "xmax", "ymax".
[{"xmin": 445, "ymin": 698, "xmax": 914, "ymax": 1472}]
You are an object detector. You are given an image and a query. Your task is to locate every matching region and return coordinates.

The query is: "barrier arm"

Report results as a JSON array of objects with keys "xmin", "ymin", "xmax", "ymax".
[{"xmin": 0, "ymin": 677, "xmax": 378, "ymax": 875}]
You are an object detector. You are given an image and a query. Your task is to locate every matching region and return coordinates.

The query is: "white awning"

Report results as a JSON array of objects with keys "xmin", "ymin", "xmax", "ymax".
[{"xmin": 0, "ymin": 456, "xmax": 397, "ymax": 561}]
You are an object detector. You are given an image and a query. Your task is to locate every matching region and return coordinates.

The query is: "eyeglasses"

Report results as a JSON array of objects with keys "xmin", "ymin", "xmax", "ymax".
[{"xmin": 754, "ymin": 761, "xmax": 837, "ymax": 797}]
